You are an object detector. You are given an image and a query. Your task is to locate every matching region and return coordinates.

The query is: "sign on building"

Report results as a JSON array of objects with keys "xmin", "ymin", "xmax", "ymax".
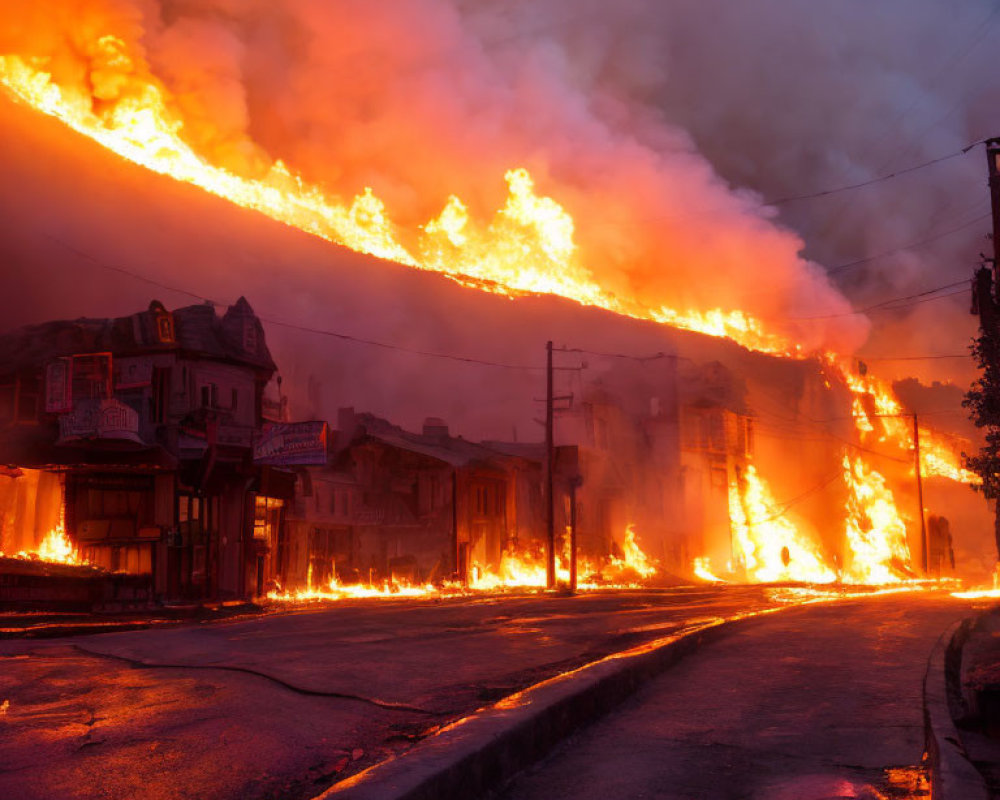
[
  {"xmin": 58, "ymin": 398, "xmax": 143, "ymax": 445},
  {"xmin": 254, "ymin": 421, "xmax": 329, "ymax": 466},
  {"xmin": 115, "ymin": 357, "xmax": 154, "ymax": 389},
  {"xmin": 45, "ymin": 358, "xmax": 72, "ymax": 413}
]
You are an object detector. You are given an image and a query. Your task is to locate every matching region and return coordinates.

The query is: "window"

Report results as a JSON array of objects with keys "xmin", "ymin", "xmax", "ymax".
[
  {"xmin": 707, "ymin": 413, "xmax": 725, "ymax": 452},
  {"xmin": 150, "ymin": 301, "xmax": 176, "ymax": 344},
  {"xmin": 231, "ymin": 388, "xmax": 238, "ymax": 411},
  {"xmin": 253, "ymin": 495, "xmax": 284, "ymax": 544},
  {"xmin": 71, "ymin": 354, "xmax": 112, "ymax": 401},
  {"xmin": 200, "ymin": 383, "xmax": 219, "ymax": 409},
  {"xmin": 151, "ymin": 367, "xmax": 170, "ymax": 424},
  {"xmin": 243, "ymin": 320, "xmax": 258, "ymax": 353}
]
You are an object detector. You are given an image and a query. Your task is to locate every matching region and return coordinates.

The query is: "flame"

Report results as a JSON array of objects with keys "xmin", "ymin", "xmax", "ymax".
[
  {"xmin": 842, "ymin": 454, "xmax": 912, "ymax": 584},
  {"xmin": 270, "ymin": 525, "xmax": 659, "ymax": 601},
  {"xmin": 1, "ymin": 525, "xmax": 85, "ymax": 566},
  {"xmin": 0, "ymin": 50, "xmax": 804, "ymax": 358},
  {"xmin": 693, "ymin": 557, "xmax": 725, "ymax": 583},
  {"xmin": 838, "ymin": 361, "xmax": 979, "ymax": 485},
  {"xmin": 729, "ymin": 463, "xmax": 836, "ymax": 584},
  {"xmin": 607, "ymin": 524, "xmax": 658, "ymax": 580}
]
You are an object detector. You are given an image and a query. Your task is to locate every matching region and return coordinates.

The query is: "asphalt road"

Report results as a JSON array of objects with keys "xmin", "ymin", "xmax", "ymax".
[
  {"xmin": 499, "ymin": 594, "xmax": 978, "ymax": 800},
  {"xmin": 0, "ymin": 587, "xmax": 979, "ymax": 800}
]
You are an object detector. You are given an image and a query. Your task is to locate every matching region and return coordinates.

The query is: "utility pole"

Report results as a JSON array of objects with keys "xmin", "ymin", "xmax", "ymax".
[
  {"xmin": 913, "ymin": 414, "xmax": 928, "ymax": 574},
  {"xmin": 988, "ymin": 138, "xmax": 1000, "ymax": 285},
  {"xmin": 568, "ymin": 476, "xmax": 581, "ymax": 593},
  {"xmin": 545, "ymin": 340, "xmax": 555, "ymax": 588}
]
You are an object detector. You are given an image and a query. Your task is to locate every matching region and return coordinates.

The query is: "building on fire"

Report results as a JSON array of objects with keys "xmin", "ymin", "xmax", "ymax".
[
  {"xmin": 0, "ymin": 297, "xmax": 298, "ymax": 605},
  {"xmin": 282, "ymin": 408, "xmax": 542, "ymax": 589}
]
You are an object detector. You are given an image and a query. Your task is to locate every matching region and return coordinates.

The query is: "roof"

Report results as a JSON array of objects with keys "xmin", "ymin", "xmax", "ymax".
[
  {"xmin": 0, "ymin": 297, "xmax": 276, "ymax": 375},
  {"xmin": 341, "ymin": 412, "xmax": 531, "ymax": 469}
]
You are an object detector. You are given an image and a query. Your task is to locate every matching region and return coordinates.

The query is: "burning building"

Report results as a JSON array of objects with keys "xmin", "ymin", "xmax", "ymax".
[
  {"xmin": 0, "ymin": 297, "xmax": 296, "ymax": 605},
  {"xmin": 282, "ymin": 409, "xmax": 542, "ymax": 592}
]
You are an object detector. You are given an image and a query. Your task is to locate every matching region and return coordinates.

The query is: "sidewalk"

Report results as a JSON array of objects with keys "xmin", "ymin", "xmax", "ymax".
[{"xmin": 941, "ymin": 604, "xmax": 1000, "ymax": 798}]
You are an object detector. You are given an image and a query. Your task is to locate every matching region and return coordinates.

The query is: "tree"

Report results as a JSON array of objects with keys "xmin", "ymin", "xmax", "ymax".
[{"xmin": 964, "ymin": 264, "xmax": 1000, "ymax": 562}]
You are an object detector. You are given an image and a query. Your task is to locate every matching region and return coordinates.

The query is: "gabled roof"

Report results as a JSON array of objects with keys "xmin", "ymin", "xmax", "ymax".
[{"xmin": 342, "ymin": 412, "xmax": 527, "ymax": 469}]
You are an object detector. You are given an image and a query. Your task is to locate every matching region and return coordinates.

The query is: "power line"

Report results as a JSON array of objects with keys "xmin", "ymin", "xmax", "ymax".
[
  {"xmin": 40, "ymin": 233, "xmax": 570, "ymax": 372},
  {"xmin": 860, "ymin": 354, "xmax": 970, "ymax": 362},
  {"xmin": 826, "ymin": 212, "xmax": 991, "ymax": 274},
  {"xmin": 36, "ymin": 230, "xmax": 975, "ymax": 366},
  {"xmin": 864, "ymin": 280, "xmax": 968, "ymax": 311},
  {"xmin": 790, "ymin": 284, "xmax": 969, "ymax": 321},
  {"xmin": 765, "ymin": 139, "xmax": 985, "ymax": 205},
  {"xmin": 553, "ymin": 346, "xmax": 678, "ymax": 362}
]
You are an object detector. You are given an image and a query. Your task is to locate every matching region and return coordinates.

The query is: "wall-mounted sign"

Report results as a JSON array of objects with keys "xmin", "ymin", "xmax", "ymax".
[
  {"xmin": 217, "ymin": 425, "xmax": 253, "ymax": 449},
  {"xmin": 254, "ymin": 421, "xmax": 328, "ymax": 466},
  {"xmin": 97, "ymin": 398, "xmax": 142, "ymax": 442},
  {"xmin": 58, "ymin": 398, "xmax": 143, "ymax": 445},
  {"xmin": 115, "ymin": 357, "xmax": 154, "ymax": 389},
  {"xmin": 45, "ymin": 358, "xmax": 72, "ymax": 413}
]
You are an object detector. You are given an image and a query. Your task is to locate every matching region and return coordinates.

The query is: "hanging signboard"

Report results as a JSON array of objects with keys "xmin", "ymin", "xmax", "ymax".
[
  {"xmin": 253, "ymin": 421, "xmax": 328, "ymax": 466},
  {"xmin": 58, "ymin": 398, "xmax": 143, "ymax": 445}
]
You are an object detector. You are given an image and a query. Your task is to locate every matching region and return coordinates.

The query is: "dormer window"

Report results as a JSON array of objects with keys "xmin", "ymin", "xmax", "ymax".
[
  {"xmin": 242, "ymin": 319, "xmax": 258, "ymax": 354},
  {"xmin": 149, "ymin": 301, "xmax": 175, "ymax": 344}
]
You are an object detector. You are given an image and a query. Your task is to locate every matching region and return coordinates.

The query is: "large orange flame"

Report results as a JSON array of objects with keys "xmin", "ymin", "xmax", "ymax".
[
  {"xmin": 270, "ymin": 524, "xmax": 660, "ymax": 601},
  {"xmin": 0, "ymin": 49, "xmax": 800, "ymax": 357},
  {"xmin": 1, "ymin": 525, "xmax": 85, "ymax": 566},
  {"xmin": 842, "ymin": 454, "xmax": 913, "ymax": 584},
  {"xmin": 729, "ymin": 463, "xmax": 836, "ymax": 584}
]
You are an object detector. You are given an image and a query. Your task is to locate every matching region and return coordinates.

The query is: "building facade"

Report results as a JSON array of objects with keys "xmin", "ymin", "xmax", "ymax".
[{"xmin": 0, "ymin": 298, "xmax": 294, "ymax": 603}]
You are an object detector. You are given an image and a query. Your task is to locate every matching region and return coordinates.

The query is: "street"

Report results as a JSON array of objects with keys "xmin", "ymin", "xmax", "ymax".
[
  {"xmin": 0, "ymin": 585, "xmax": 789, "ymax": 800},
  {"xmin": 500, "ymin": 593, "xmax": 976, "ymax": 800},
  {"xmin": 0, "ymin": 587, "xmax": 978, "ymax": 800}
]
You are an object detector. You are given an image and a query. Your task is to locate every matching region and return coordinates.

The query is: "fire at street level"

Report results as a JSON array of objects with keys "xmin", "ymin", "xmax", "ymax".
[{"xmin": 1, "ymin": 1, "xmax": 1000, "ymax": 798}]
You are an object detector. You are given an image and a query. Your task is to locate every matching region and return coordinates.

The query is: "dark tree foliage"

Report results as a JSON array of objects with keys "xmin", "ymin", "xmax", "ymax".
[
  {"xmin": 964, "ymin": 323, "xmax": 1000, "ymax": 499},
  {"xmin": 964, "ymin": 273, "xmax": 1000, "ymax": 562}
]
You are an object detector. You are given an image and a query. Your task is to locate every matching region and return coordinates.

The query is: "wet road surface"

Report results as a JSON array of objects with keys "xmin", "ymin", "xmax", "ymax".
[
  {"xmin": 499, "ymin": 594, "xmax": 975, "ymax": 800},
  {"xmin": 0, "ymin": 587, "xmax": 976, "ymax": 799}
]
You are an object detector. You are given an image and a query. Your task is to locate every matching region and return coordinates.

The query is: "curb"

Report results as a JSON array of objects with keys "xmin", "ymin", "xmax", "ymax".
[
  {"xmin": 924, "ymin": 618, "xmax": 990, "ymax": 800},
  {"xmin": 314, "ymin": 613, "xmax": 760, "ymax": 800}
]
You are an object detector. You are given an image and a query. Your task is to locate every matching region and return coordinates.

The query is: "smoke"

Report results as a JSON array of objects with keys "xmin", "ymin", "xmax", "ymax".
[
  {"xmin": 1, "ymin": 1, "xmax": 998, "ymax": 378},
  {"xmin": 1, "ymin": 0, "xmax": 918, "ymax": 357}
]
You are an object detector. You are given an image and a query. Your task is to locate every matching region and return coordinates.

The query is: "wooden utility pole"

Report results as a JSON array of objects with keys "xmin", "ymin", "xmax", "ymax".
[
  {"xmin": 913, "ymin": 414, "xmax": 928, "ymax": 574},
  {"xmin": 568, "ymin": 476, "xmax": 580, "ymax": 593},
  {"xmin": 988, "ymin": 138, "xmax": 1000, "ymax": 283},
  {"xmin": 545, "ymin": 340, "xmax": 555, "ymax": 588}
]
